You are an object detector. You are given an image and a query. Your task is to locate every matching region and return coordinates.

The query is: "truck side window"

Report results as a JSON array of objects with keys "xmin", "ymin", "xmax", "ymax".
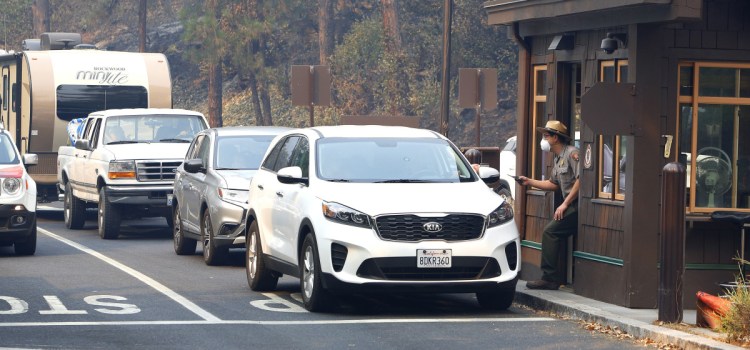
[{"xmin": 90, "ymin": 119, "xmax": 102, "ymax": 149}]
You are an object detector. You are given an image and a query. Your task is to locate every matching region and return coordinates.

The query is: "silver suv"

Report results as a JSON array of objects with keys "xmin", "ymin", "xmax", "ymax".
[
  {"xmin": 172, "ymin": 126, "xmax": 289, "ymax": 265},
  {"xmin": 0, "ymin": 126, "xmax": 38, "ymax": 255}
]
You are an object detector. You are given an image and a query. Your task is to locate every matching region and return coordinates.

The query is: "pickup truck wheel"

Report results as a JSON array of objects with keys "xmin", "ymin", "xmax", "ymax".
[
  {"xmin": 173, "ymin": 203, "xmax": 196, "ymax": 255},
  {"xmin": 64, "ymin": 182, "xmax": 86, "ymax": 229},
  {"xmin": 202, "ymin": 210, "xmax": 227, "ymax": 266},
  {"xmin": 98, "ymin": 187, "xmax": 121, "ymax": 240},
  {"xmin": 14, "ymin": 224, "xmax": 36, "ymax": 256},
  {"xmin": 246, "ymin": 221, "xmax": 278, "ymax": 291}
]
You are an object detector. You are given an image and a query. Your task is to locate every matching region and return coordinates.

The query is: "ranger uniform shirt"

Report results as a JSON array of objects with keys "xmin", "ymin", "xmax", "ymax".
[{"xmin": 550, "ymin": 144, "xmax": 580, "ymax": 199}]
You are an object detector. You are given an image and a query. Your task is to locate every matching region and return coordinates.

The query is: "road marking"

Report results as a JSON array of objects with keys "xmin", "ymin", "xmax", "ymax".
[
  {"xmin": 38, "ymin": 228, "xmax": 221, "ymax": 322},
  {"xmin": 0, "ymin": 317, "xmax": 556, "ymax": 327}
]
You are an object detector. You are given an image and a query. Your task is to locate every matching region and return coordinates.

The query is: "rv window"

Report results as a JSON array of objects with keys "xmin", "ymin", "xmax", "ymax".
[
  {"xmin": 2, "ymin": 73, "xmax": 7, "ymax": 111},
  {"xmin": 56, "ymin": 85, "xmax": 148, "ymax": 121}
]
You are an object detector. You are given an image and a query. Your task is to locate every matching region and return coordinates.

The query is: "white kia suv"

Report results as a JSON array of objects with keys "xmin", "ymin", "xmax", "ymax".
[{"xmin": 244, "ymin": 125, "xmax": 520, "ymax": 312}]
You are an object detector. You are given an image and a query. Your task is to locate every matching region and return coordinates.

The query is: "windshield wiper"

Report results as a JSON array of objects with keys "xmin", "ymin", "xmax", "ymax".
[
  {"xmin": 215, "ymin": 167, "xmax": 241, "ymax": 170},
  {"xmin": 107, "ymin": 140, "xmax": 139, "ymax": 145},
  {"xmin": 326, "ymin": 178, "xmax": 351, "ymax": 182},
  {"xmin": 159, "ymin": 138, "xmax": 191, "ymax": 143},
  {"xmin": 375, "ymin": 179, "xmax": 431, "ymax": 183}
]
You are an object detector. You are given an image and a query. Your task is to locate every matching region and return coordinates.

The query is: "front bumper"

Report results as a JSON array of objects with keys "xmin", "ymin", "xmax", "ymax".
[
  {"xmin": 0, "ymin": 205, "xmax": 36, "ymax": 242},
  {"xmin": 312, "ymin": 217, "xmax": 520, "ymax": 292},
  {"xmin": 105, "ymin": 185, "xmax": 173, "ymax": 206},
  {"xmin": 209, "ymin": 200, "xmax": 247, "ymax": 248}
]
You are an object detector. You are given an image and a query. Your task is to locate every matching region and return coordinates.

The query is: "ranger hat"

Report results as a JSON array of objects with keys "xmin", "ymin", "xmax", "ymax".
[{"xmin": 536, "ymin": 120, "xmax": 570, "ymax": 140}]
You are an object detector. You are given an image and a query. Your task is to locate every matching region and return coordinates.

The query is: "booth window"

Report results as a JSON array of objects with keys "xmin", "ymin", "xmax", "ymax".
[
  {"xmin": 678, "ymin": 62, "xmax": 750, "ymax": 213},
  {"xmin": 597, "ymin": 60, "xmax": 628, "ymax": 200},
  {"xmin": 532, "ymin": 65, "xmax": 548, "ymax": 180}
]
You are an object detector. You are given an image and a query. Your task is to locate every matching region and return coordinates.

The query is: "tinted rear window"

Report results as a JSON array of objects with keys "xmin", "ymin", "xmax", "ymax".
[{"xmin": 56, "ymin": 85, "xmax": 148, "ymax": 121}]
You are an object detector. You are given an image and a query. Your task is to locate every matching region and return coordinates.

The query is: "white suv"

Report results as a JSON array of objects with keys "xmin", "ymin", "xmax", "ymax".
[
  {"xmin": 0, "ymin": 127, "xmax": 38, "ymax": 255},
  {"xmin": 245, "ymin": 125, "xmax": 520, "ymax": 312}
]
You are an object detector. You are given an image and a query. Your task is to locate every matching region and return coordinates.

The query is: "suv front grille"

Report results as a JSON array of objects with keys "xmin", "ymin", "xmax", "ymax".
[
  {"xmin": 374, "ymin": 214, "xmax": 485, "ymax": 242},
  {"xmin": 136, "ymin": 160, "xmax": 182, "ymax": 181}
]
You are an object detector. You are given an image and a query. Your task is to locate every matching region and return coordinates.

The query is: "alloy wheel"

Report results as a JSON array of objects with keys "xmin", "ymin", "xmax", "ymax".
[{"xmin": 302, "ymin": 246, "xmax": 315, "ymax": 299}]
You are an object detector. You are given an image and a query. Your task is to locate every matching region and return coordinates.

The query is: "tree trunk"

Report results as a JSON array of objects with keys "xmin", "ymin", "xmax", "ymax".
[
  {"xmin": 381, "ymin": 0, "xmax": 401, "ymax": 52},
  {"xmin": 208, "ymin": 62, "xmax": 223, "ymax": 127},
  {"xmin": 31, "ymin": 0, "xmax": 50, "ymax": 38},
  {"xmin": 248, "ymin": 72, "xmax": 264, "ymax": 126},
  {"xmin": 260, "ymin": 79, "xmax": 273, "ymax": 126},
  {"xmin": 318, "ymin": 0, "xmax": 334, "ymax": 65},
  {"xmin": 139, "ymin": 0, "xmax": 147, "ymax": 52}
]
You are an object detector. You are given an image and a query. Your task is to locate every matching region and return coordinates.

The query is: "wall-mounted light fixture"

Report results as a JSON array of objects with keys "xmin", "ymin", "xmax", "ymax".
[{"xmin": 600, "ymin": 32, "xmax": 627, "ymax": 54}]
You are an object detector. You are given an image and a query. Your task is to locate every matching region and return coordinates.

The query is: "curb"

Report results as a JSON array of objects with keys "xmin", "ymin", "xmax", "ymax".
[{"xmin": 513, "ymin": 287, "xmax": 744, "ymax": 350}]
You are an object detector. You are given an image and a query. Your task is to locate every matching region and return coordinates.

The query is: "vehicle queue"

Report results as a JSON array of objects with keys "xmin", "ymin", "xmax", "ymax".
[{"xmin": 4, "ymin": 112, "xmax": 519, "ymax": 313}]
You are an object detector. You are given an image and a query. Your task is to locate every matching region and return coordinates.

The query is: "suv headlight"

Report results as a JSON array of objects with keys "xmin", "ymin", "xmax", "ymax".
[
  {"xmin": 218, "ymin": 188, "xmax": 249, "ymax": 205},
  {"xmin": 487, "ymin": 201, "xmax": 513, "ymax": 228},
  {"xmin": 2, "ymin": 178, "xmax": 21, "ymax": 195},
  {"xmin": 322, "ymin": 201, "xmax": 371, "ymax": 228},
  {"xmin": 109, "ymin": 161, "xmax": 136, "ymax": 179}
]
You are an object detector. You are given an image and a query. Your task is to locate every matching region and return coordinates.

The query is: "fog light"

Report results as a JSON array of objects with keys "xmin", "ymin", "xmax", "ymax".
[
  {"xmin": 11, "ymin": 215, "xmax": 26, "ymax": 225},
  {"xmin": 14, "ymin": 205, "xmax": 25, "ymax": 211}
]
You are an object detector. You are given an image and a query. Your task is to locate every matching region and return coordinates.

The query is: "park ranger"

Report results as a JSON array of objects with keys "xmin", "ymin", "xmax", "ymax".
[{"xmin": 516, "ymin": 120, "xmax": 580, "ymax": 290}]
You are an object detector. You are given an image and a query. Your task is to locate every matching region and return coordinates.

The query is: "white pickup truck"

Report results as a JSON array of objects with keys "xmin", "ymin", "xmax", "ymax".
[{"xmin": 57, "ymin": 108, "xmax": 208, "ymax": 239}]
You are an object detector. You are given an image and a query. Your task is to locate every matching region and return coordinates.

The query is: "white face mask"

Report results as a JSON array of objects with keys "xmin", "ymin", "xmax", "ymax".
[{"xmin": 540, "ymin": 139, "xmax": 551, "ymax": 152}]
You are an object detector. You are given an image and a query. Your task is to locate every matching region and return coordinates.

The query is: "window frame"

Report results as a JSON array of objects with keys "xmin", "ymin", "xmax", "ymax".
[
  {"xmin": 597, "ymin": 60, "xmax": 628, "ymax": 200},
  {"xmin": 678, "ymin": 61, "xmax": 750, "ymax": 213},
  {"xmin": 531, "ymin": 65, "xmax": 548, "ymax": 180}
]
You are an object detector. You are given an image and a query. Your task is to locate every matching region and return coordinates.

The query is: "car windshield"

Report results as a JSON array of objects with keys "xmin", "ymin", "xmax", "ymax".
[
  {"xmin": 215, "ymin": 135, "xmax": 276, "ymax": 170},
  {"xmin": 104, "ymin": 115, "xmax": 207, "ymax": 144},
  {"xmin": 0, "ymin": 134, "xmax": 20, "ymax": 165},
  {"xmin": 316, "ymin": 137, "xmax": 476, "ymax": 183}
]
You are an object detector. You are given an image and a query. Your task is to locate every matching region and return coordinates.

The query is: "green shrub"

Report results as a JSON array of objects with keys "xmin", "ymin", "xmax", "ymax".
[{"xmin": 719, "ymin": 258, "xmax": 750, "ymax": 345}]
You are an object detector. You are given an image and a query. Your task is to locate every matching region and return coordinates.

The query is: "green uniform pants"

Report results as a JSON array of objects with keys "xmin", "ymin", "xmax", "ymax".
[{"xmin": 541, "ymin": 203, "xmax": 578, "ymax": 283}]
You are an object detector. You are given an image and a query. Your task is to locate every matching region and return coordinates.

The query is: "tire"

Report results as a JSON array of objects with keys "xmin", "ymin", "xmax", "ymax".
[
  {"xmin": 173, "ymin": 203, "xmax": 196, "ymax": 255},
  {"xmin": 246, "ymin": 221, "xmax": 278, "ymax": 291},
  {"xmin": 300, "ymin": 233, "xmax": 333, "ymax": 312},
  {"xmin": 64, "ymin": 182, "xmax": 86, "ymax": 230},
  {"xmin": 98, "ymin": 187, "xmax": 121, "ymax": 240},
  {"xmin": 202, "ymin": 210, "xmax": 227, "ymax": 266},
  {"xmin": 14, "ymin": 223, "xmax": 37, "ymax": 256},
  {"xmin": 476, "ymin": 286, "xmax": 515, "ymax": 311}
]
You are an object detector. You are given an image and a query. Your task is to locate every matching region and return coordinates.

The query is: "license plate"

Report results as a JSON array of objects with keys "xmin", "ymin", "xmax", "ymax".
[
  {"xmin": 417, "ymin": 249, "xmax": 452, "ymax": 268},
  {"xmin": 166, "ymin": 194, "xmax": 173, "ymax": 206}
]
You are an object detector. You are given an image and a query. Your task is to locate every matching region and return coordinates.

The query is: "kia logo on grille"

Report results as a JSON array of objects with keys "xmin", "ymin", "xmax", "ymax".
[{"xmin": 423, "ymin": 222, "xmax": 443, "ymax": 232}]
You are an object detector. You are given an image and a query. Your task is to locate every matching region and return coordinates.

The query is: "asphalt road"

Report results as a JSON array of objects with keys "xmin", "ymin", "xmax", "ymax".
[{"xmin": 0, "ymin": 206, "xmax": 644, "ymax": 350}]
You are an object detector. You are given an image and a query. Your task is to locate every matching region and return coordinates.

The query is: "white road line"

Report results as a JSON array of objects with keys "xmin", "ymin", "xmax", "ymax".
[
  {"xmin": 0, "ymin": 317, "xmax": 556, "ymax": 327},
  {"xmin": 37, "ymin": 228, "xmax": 221, "ymax": 322}
]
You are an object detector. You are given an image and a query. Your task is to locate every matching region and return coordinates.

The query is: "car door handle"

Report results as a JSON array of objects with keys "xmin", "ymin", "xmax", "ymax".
[
  {"xmin": 257, "ymin": 184, "xmax": 264, "ymax": 190},
  {"xmin": 276, "ymin": 191, "xmax": 283, "ymax": 198}
]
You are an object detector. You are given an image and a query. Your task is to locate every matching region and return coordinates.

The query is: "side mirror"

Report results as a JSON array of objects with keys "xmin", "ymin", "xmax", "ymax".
[
  {"xmin": 74, "ymin": 139, "xmax": 91, "ymax": 151},
  {"xmin": 23, "ymin": 153, "xmax": 38, "ymax": 165},
  {"xmin": 183, "ymin": 158, "xmax": 204, "ymax": 173},
  {"xmin": 277, "ymin": 166, "xmax": 308, "ymax": 186},
  {"xmin": 479, "ymin": 166, "xmax": 500, "ymax": 184}
]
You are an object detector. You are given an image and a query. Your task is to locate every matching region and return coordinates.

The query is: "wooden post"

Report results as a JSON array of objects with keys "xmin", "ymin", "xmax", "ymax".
[{"xmin": 658, "ymin": 162, "xmax": 686, "ymax": 323}]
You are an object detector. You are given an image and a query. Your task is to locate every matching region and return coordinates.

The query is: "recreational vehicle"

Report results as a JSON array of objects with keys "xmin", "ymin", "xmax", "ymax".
[{"xmin": 0, "ymin": 33, "xmax": 172, "ymax": 201}]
